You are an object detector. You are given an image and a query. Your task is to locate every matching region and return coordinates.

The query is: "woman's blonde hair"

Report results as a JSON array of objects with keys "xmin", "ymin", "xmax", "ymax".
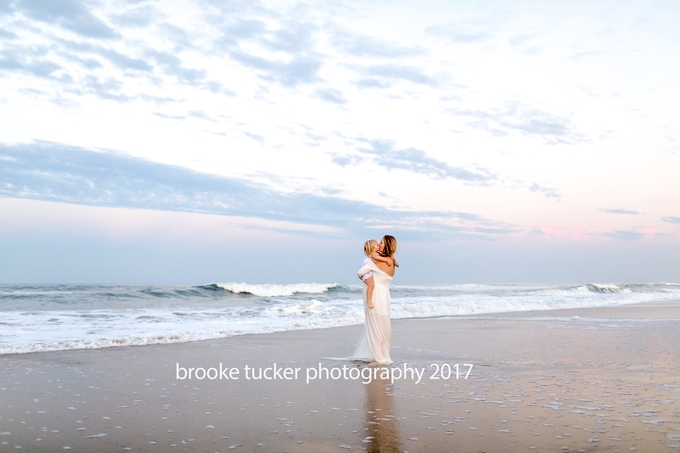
[
  {"xmin": 363, "ymin": 239, "xmax": 378, "ymax": 256},
  {"xmin": 381, "ymin": 235, "xmax": 399, "ymax": 267}
]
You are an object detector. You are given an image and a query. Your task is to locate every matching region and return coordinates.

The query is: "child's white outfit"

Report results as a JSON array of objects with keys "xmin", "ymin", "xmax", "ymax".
[{"xmin": 360, "ymin": 257, "xmax": 373, "ymax": 281}]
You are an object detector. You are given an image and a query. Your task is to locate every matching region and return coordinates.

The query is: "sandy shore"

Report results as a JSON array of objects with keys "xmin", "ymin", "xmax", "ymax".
[{"xmin": 2, "ymin": 300, "xmax": 680, "ymax": 452}]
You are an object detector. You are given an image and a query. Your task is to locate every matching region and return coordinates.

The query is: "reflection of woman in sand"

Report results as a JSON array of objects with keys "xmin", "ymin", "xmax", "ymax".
[
  {"xmin": 349, "ymin": 235, "xmax": 398, "ymax": 366},
  {"xmin": 363, "ymin": 374, "xmax": 401, "ymax": 453}
]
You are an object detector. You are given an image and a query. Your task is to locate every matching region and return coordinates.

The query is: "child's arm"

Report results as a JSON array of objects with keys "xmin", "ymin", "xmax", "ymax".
[{"xmin": 369, "ymin": 252, "xmax": 393, "ymax": 266}]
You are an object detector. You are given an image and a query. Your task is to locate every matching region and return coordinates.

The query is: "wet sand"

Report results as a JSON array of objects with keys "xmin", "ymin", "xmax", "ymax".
[{"xmin": 2, "ymin": 300, "xmax": 680, "ymax": 452}]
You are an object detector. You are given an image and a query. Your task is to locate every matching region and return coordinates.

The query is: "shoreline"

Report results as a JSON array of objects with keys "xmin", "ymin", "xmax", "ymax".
[
  {"xmin": 3, "ymin": 296, "xmax": 678, "ymax": 357},
  {"xmin": 2, "ymin": 299, "xmax": 680, "ymax": 452}
]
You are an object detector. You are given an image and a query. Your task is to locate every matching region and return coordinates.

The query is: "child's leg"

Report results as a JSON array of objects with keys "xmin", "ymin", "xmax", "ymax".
[{"xmin": 364, "ymin": 277, "xmax": 375, "ymax": 308}]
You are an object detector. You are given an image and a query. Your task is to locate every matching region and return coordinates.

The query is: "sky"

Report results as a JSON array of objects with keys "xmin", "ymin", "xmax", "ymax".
[{"xmin": 1, "ymin": 0, "xmax": 679, "ymax": 284}]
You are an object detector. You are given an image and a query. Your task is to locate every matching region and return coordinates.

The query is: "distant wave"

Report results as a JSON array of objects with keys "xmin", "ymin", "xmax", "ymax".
[
  {"xmin": 584, "ymin": 283, "xmax": 625, "ymax": 293},
  {"xmin": 392, "ymin": 283, "xmax": 541, "ymax": 291},
  {"xmin": 210, "ymin": 282, "xmax": 339, "ymax": 297}
]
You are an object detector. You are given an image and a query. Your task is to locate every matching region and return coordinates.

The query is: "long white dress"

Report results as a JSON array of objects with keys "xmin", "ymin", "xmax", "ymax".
[{"xmin": 349, "ymin": 260, "xmax": 394, "ymax": 365}]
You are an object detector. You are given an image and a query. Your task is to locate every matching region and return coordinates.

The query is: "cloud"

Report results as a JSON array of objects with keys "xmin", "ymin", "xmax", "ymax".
[
  {"xmin": 0, "ymin": 42, "xmax": 66, "ymax": 79},
  {"xmin": 243, "ymin": 132, "xmax": 264, "ymax": 143},
  {"xmin": 204, "ymin": 80, "xmax": 236, "ymax": 96},
  {"xmin": 600, "ymin": 230, "xmax": 645, "ymax": 240},
  {"xmin": 152, "ymin": 110, "xmax": 215, "ymax": 121},
  {"xmin": 0, "ymin": 38, "xmax": 162, "ymax": 103},
  {"xmin": 339, "ymin": 141, "xmax": 557, "ymax": 197},
  {"xmin": 355, "ymin": 78, "xmax": 391, "ymax": 89},
  {"xmin": 331, "ymin": 154, "xmax": 361, "ymax": 167},
  {"xmin": 229, "ymin": 50, "xmax": 322, "ymax": 87},
  {"xmin": 599, "ymin": 208, "xmax": 641, "ymax": 215},
  {"xmin": 13, "ymin": 0, "xmax": 118, "ymax": 39},
  {"xmin": 59, "ymin": 38, "xmax": 227, "ymax": 94},
  {"xmin": 66, "ymin": 54, "xmax": 103, "ymax": 70},
  {"xmin": 47, "ymin": 38, "xmax": 157, "ymax": 85},
  {"xmin": 98, "ymin": 48, "xmax": 153, "ymax": 72},
  {"xmin": 0, "ymin": 21, "xmax": 240, "ymax": 104},
  {"xmin": 146, "ymin": 49, "xmax": 206, "ymax": 83},
  {"xmin": 0, "ymin": 141, "xmax": 515, "ymax": 239},
  {"xmin": 348, "ymin": 139, "xmax": 495, "ymax": 183},
  {"xmin": 264, "ymin": 22, "xmax": 317, "ymax": 54},
  {"xmin": 303, "ymin": 131, "xmax": 327, "ymax": 142},
  {"xmin": 661, "ymin": 216, "xmax": 680, "ymax": 224},
  {"xmin": 153, "ymin": 112, "xmax": 185, "ymax": 120},
  {"xmin": 569, "ymin": 51, "xmax": 602, "ymax": 60},
  {"xmin": 0, "ymin": 51, "xmax": 62, "ymax": 78},
  {"xmin": 157, "ymin": 23, "xmax": 194, "ymax": 50},
  {"xmin": 137, "ymin": 94, "xmax": 176, "ymax": 105},
  {"xmin": 213, "ymin": 18, "xmax": 269, "ymax": 48},
  {"xmin": 0, "ymin": 29, "xmax": 18, "ymax": 39},
  {"xmin": 187, "ymin": 110, "xmax": 215, "ymax": 121},
  {"xmin": 528, "ymin": 183, "xmax": 560, "ymax": 199},
  {"xmin": 360, "ymin": 64, "xmax": 437, "ymax": 86},
  {"xmin": 449, "ymin": 102, "xmax": 584, "ymax": 144},
  {"xmin": 212, "ymin": 17, "xmax": 325, "ymax": 88},
  {"xmin": 314, "ymin": 87, "xmax": 347, "ymax": 104},
  {"xmin": 333, "ymin": 32, "xmax": 423, "ymax": 58},
  {"xmin": 109, "ymin": 4, "xmax": 158, "ymax": 28},
  {"xmin": 507, "ymin": 34, "xmax": 536, "ymax": 47},
  {"xmin": 0, "ymin": 0, "xmax": 13, "ymax": 13},
  {"xmin": 79, "ymin": 75, "xmax": 131, "ymax": 101},
  {"xmin": 426, "ymin": 24, "xmax": 491, "ymax": 43}
]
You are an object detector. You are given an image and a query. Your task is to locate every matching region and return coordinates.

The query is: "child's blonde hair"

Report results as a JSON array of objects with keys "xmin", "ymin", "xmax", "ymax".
[{"xmin": 363, "ymin": 239, "xmax": 378, "ymax": 256}]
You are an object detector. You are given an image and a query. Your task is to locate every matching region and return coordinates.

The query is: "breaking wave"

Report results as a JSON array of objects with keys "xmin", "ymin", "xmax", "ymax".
[
  {"xmin": 211, "ymin": 282, "xmax": 339, "ymax": 297},
  {"xmin": 2, "ymin": 282, "xmax": 679, "ymax": 354}
]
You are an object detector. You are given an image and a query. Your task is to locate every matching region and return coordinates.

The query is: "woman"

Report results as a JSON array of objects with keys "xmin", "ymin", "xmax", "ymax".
[{"xmin": 349, "ymin": 235, "xmax": 398, "ymax": 366}]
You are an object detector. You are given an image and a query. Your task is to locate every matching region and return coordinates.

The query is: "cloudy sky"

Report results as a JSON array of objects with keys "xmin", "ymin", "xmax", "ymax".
[{"xmin": 1, "ymin": 0, "xmax": 679, "ymax": 283}]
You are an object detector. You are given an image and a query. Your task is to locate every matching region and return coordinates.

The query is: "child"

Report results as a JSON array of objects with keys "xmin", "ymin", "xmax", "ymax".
[{"xmin": 361, "ymin": 239, "xmax": 393, "ymax": 309}]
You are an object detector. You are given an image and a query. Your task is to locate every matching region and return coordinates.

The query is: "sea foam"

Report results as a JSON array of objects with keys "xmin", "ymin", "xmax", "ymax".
[
  {"xmin": 1, "ymin": 282, "xmax": 678, "ymax": 354},
  {"xmin": 214, "ymin": 282, "xmax": 338, "ymax": 297}
]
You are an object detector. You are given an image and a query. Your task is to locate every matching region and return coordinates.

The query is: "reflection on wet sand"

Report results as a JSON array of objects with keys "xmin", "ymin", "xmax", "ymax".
[{"xmin": 363, "ymin": 370, "xmax": 401, "ymax": 453}]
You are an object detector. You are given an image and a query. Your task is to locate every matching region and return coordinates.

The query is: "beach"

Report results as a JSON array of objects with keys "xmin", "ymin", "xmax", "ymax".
[
  {"xmin": 3, "ymin": 1, "xmax": 679, "ymax": 452},
  {"xmin": 2, "ymin": 299, "xmax": 680, "ymax": 452}
]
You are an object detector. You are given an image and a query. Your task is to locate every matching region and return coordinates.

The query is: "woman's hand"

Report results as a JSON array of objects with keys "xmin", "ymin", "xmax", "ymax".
[{"xmin": 370, "ymin": 253, "xmax": 393, "ymax": 266}]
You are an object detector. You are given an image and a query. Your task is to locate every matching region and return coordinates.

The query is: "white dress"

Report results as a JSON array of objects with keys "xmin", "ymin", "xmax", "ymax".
[{"xmin": 349, "ymin": 260, "xmax": 394, "ymax": 365}]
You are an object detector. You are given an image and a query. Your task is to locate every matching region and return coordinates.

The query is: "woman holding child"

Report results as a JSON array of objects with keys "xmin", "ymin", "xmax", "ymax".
[{"xmin": 349, "ymin": 235, "xmax": 398, "ymax": 366}]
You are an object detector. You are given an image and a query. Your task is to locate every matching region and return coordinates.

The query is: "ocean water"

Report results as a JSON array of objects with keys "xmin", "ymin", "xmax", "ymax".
[{"xmin": 1, "ymin": 282, "xmax": 679, "ymax": 354}]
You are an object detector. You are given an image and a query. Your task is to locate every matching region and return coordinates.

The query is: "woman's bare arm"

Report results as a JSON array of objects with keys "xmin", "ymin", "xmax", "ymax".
[{"xmin": 369, "ymin": 252, "xmax": 393, "ymax": 266}]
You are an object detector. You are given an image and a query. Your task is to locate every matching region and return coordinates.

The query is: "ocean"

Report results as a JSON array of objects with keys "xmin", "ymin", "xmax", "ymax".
[{"xmin": 1, "ymin": 282, "xmax": 679, "ymax": 354}]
